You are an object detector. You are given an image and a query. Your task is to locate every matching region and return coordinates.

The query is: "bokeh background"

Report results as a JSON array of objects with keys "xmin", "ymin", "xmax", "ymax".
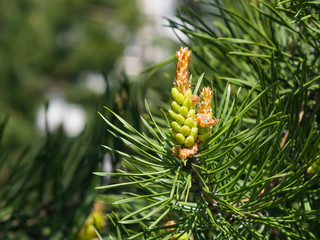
[{"xmin": 0, "ymin": 0, "xmax": 195, "ymax": 239}]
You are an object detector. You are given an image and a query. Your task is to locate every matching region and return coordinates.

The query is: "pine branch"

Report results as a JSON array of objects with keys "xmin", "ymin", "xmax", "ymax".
[{"xmin": 97, "ymin": 0, "xmax": 320, "ymax": 238}]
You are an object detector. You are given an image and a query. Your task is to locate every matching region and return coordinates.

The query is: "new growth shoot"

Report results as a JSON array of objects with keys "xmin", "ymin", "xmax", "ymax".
[{"xmin": 169, "ymin": 47, "xmax": 218, "ymax": 160}]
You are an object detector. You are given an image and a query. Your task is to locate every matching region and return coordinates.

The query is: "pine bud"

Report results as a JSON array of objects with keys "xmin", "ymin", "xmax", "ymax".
[
  {"xmin": 169, "ymin": 110, "xmax": 185, "ymax": 125},
  {"xmin": 171, "ymin": 87, "xmax": 184, "ymax": 105},
  {"xmin": 184, "ymin": 117, "xmax": 195, "ymax": 128},
  {"xmin": 169, "ymin": 47, "xmax": 199, "ymax": 153},
  {"xmin": 185, "ymin": 136, "xmax": 195, "ymax": 147},
  {"xmin": 307, "ymin": 158, "xmax": 320, "ymax": 175},
  {"xmin": 195, "ymin": 87, "xmax": 217, "ymax": 142},
  {"xmin": 187, "ymin": 109, "xmax": 195, "ymax": 118},
  {"xmin": 179, "ymin": 106, "xmax": 189, "ymax": 117},
  {"xmin": 181, "ymin": 126, "xmax": 191, "ymax": 136},
  {"xmin": 171, "ymin": 101, "xmax": 180, "ymax": 113},
  {"xmin": 171, "ymin": 121, "xmax": 182, "ymax": 132},
  {"xmin": 183, "ymin": 98, "xmax": 192, "ymax": 108},
  {"xmin": 184, "ymin": 88, "xmax": 192, "ymax": 99},
  {"xmin": 175, "ymin": 133, "xmax": 186, "ymax": 145},
  {"xmin": 169, "ymin": 47, "xmax": 218, "ymax": 159}
]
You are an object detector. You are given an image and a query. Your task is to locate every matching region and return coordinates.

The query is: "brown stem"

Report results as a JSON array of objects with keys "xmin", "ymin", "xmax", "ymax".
[{"xmin": 183, "ymin": 157, "xmax": 218, "ymax": 215}]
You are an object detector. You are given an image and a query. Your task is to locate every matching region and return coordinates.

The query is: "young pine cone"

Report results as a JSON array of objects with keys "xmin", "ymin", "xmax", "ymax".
[
  {"xmin": 169, "ymin": 47, "xmax": 199, "ymax": 148},
  {"xmin": 169, "ymin": 47, "xmax": 218, "ymax": 159}
]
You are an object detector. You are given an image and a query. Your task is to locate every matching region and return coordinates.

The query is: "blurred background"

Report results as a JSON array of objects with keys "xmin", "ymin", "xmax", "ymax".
[
  {"xmin": 0, "ymin": 0, "xmax": 185, "ymax": 149},
  {"xmin": 0, "ymin": 0, "xmax": 195, "ymax": 239}
]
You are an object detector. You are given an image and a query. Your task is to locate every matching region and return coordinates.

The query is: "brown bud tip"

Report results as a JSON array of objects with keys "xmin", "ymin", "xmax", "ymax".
[
  {"xmin": 174, "ymin": 47, "xmax": 192, "ymax": 94},
  {"xmin": 197, "ymin": 87, "xmax": 213, "ymax": 115},
  {"xmin": 179, "ymin": 143, "xmax": 198, "ymax": 159},
  {"xmin": 195, "ymin": 113, "xmax": 215, "ymax": 128}
]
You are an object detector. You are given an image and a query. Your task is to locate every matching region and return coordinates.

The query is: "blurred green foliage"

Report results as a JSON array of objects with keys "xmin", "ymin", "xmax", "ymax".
[
  {"xmin": 0, "ymin": 0, "xmax": 139, "ymax": 148},
  {"xmin": 0, "ymin": 0, "xmax": 144, "ymax": 239},
  {"xmin": 0, "ymin": 118, "xmax": 101, "ymax": 239}
]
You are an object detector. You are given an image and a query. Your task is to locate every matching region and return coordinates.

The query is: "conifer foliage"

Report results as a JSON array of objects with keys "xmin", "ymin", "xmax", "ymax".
[{"xmin": 97, "ymin": 0, "xmax": 320, "ymax": 239}]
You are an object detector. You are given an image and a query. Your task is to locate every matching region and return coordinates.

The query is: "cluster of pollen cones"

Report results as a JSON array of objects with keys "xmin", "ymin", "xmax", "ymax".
[{"xmin": 171, "ymin": 47, "xmax": 218, "ymax": 159}]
